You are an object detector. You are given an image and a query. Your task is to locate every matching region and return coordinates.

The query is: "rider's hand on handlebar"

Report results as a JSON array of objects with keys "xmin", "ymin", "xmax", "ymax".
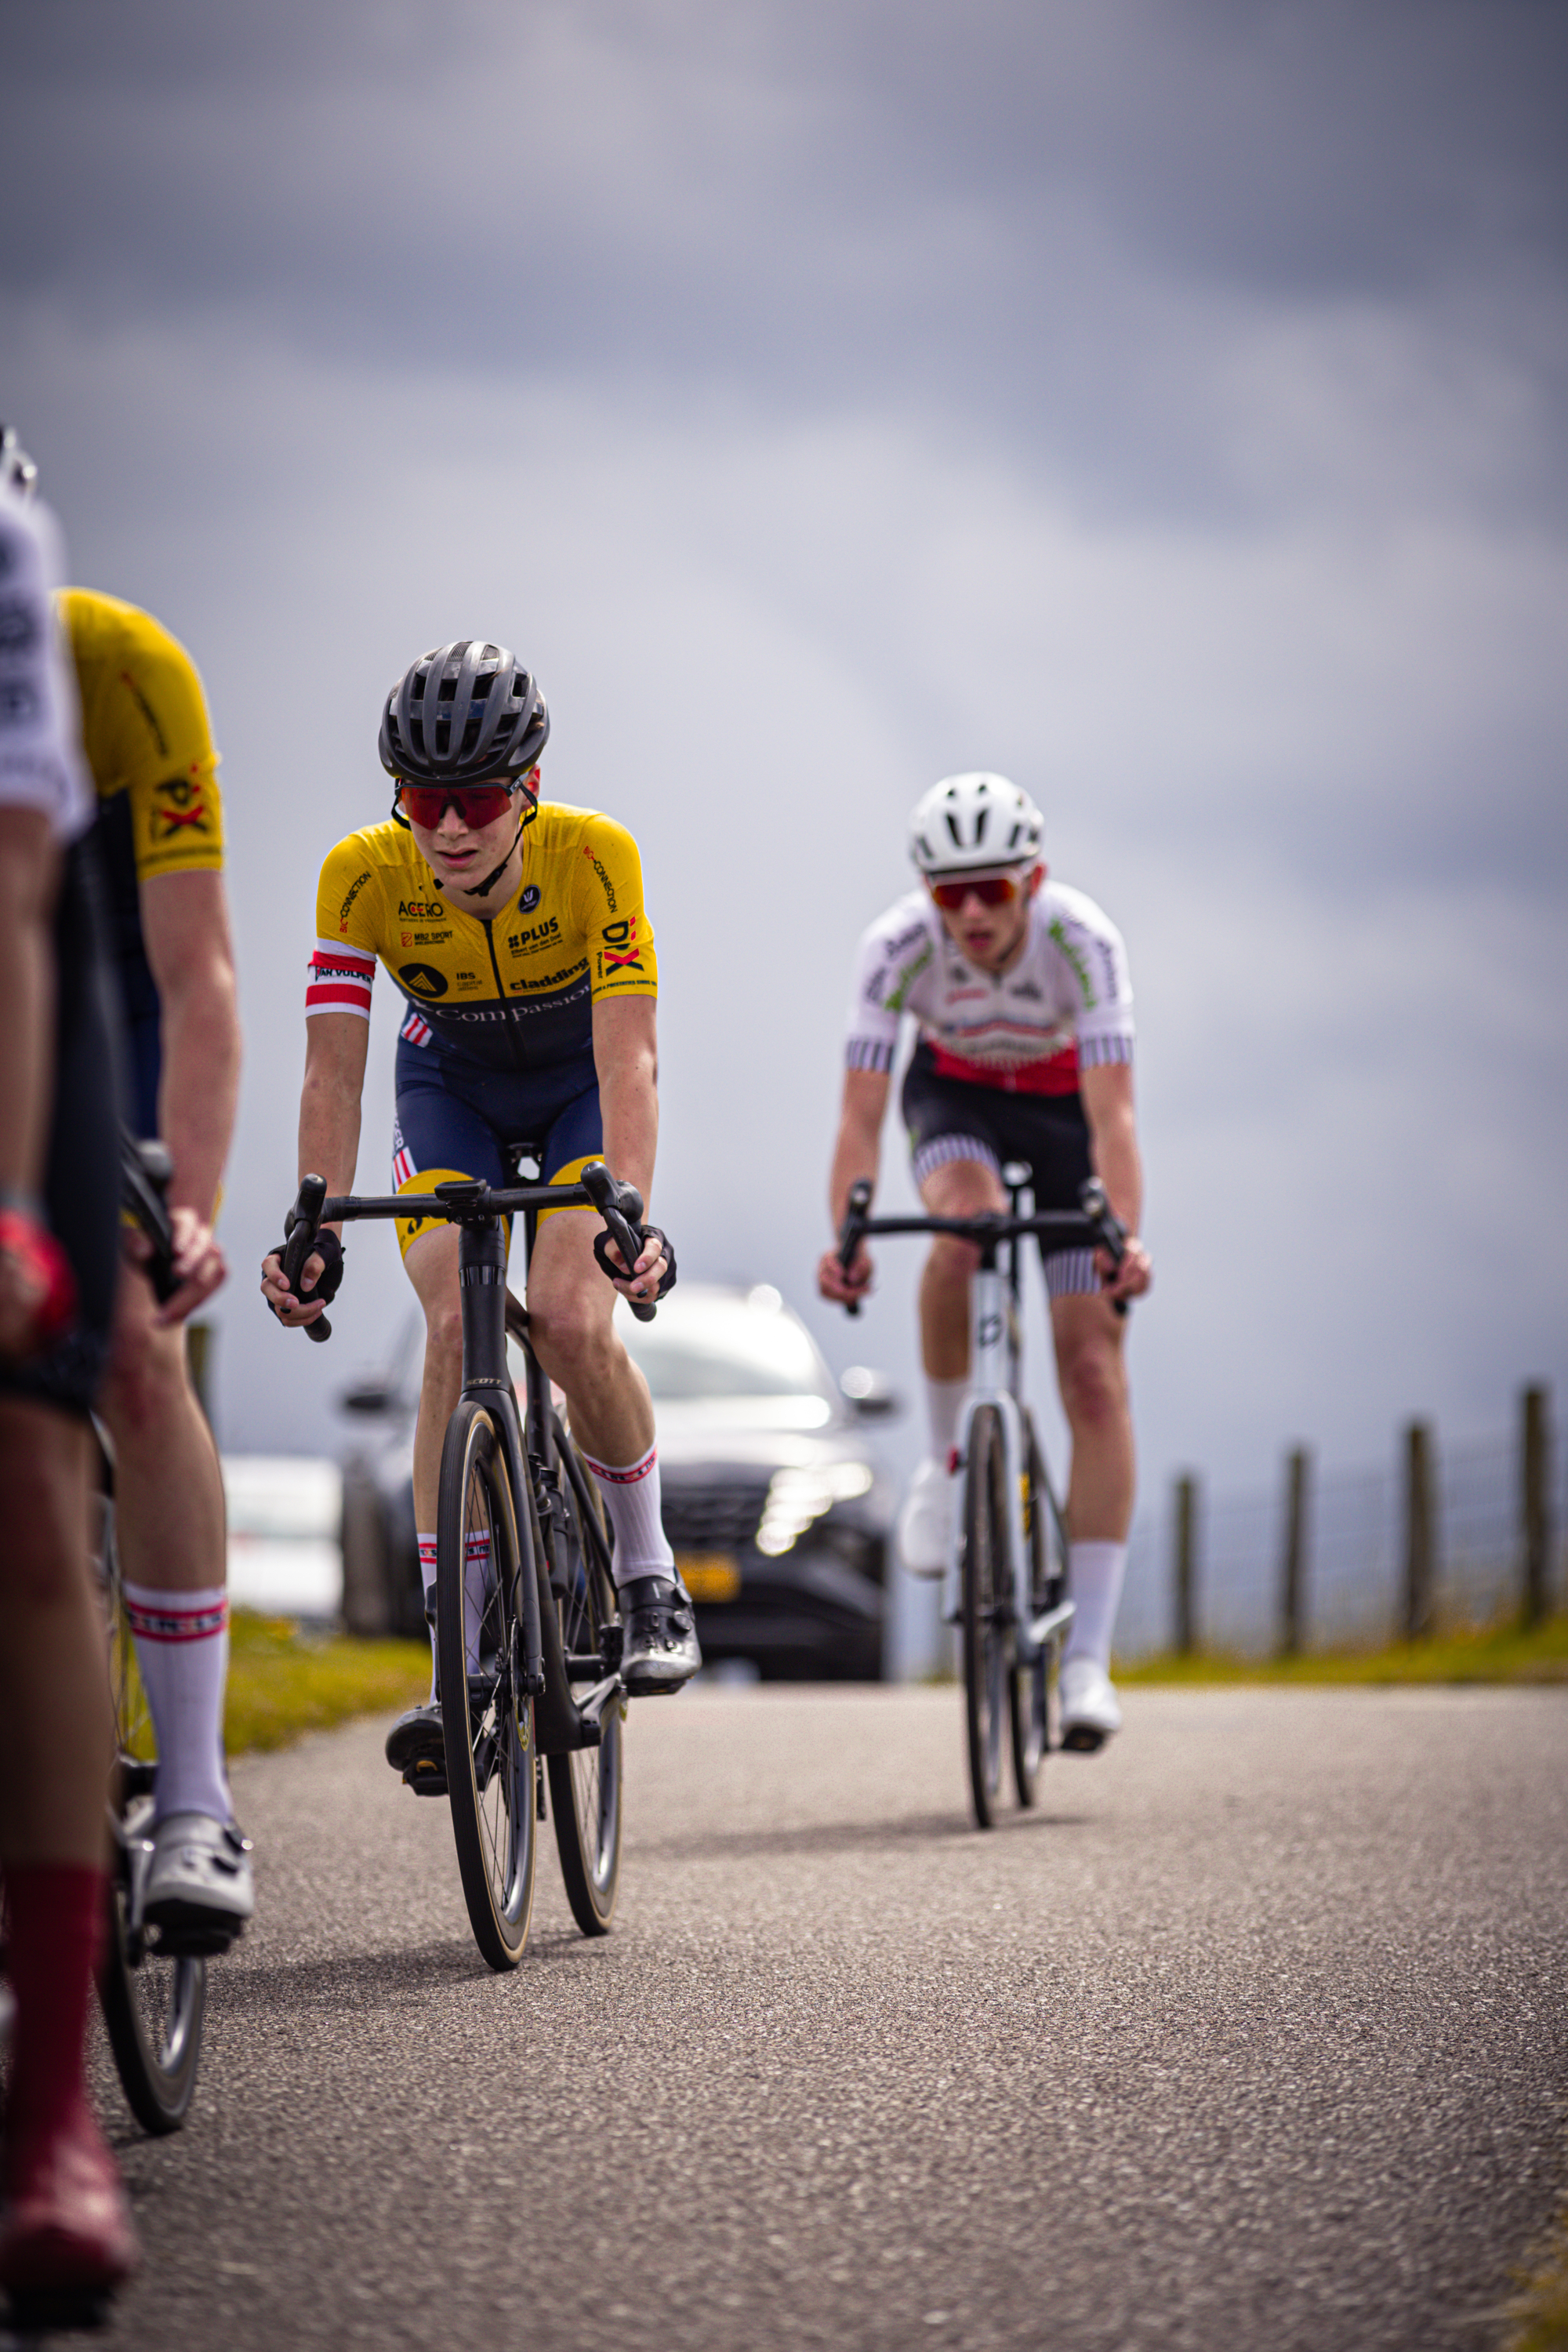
[
  {"xmin": 1098, "ymin": 1232, "xmax": 1152, "ymax": 1304},
  {"xmin": 127, "ymin": 1204, "xmax": 227, "ymax": 1327},
  {"xmin": 597, "ymin": 1224, "xmax": 670, "ymax": 1307},
  {"xmin": 260, "ymin": 1227, "xmax": 342, "ymax": 1329},
  {"xmin": 817, "ymin": 1243, "xmax": 873, "ymax": 1307}
]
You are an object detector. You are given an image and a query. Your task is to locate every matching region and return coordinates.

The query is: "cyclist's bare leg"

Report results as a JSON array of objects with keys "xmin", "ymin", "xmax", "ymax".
[
  {"xmin": 0, "ymin": 1400, "xmax": 108, "ymax": 1865},
  {"xmin": 524, "ymin": 1207, "xmax": 655, "ymax": 1468},
  {"xmin": 100, "ymin": 1267, "xmax": 226, "ymax": 1598},
  {"xmin": 405, "ymin": 1221, "xmax": 465, "ymax": 1533},
  {"xmin": 1049, "ymin": 1293, "xmax": 1134, "ymax": 1543},
  {"xmin": 916, "ymin": 1156, "xmax": 1005, "ymax": 1378}
]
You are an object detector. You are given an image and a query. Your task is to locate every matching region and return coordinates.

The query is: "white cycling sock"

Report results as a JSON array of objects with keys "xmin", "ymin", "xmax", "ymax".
[
  {"xmin": 924, "ymin": 1375, "xmax": 967, "ymax": 1467},
  {"xmin": 123, "ymin": 1582, "xmax": 232, "ymax": 1824},
  {"xmin": 421, "ymin": 1529, "xmax": 493, "ymax": 1679},
  {"xmin": 418, "ymin": 1534, "xmax": 438, "ymax": 1699},
  {"xmin": 1063, "ymin": 1541, "xmax": 1127, "ymax": 1675},
  {"xmin": 583, "ymin": 1443, "xmax": 677, "ymax": 1588}
]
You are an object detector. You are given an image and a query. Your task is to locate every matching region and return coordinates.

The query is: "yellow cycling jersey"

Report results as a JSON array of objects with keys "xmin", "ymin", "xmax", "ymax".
[
  {"xmin": 58, "ymin": 589, "xmax": 224, "ymax": 880},
  {"xmin": 308, "ymin": 800, "xmax": 657, "ymax": 1073}
]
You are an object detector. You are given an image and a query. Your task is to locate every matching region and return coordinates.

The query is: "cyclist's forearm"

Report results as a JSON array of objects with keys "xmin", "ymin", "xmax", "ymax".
[
  {"xmin": 296, "ymin": 1018, "xmax": 368, "ymax": 1232},
  {"xmin": 828, "ymin": 1069, "xmax": 888, "ymax": 1230},
  {"xmin": 158, "ymin": 978, "xmax": 241, "ymax": 1222},
  {"xmin": 599, "ymin": 1058, "xmax": 658, "ymax": 1208}
]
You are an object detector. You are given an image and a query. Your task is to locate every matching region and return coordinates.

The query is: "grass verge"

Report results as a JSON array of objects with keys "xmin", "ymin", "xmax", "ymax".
[
  {"xmin": 1505, "ymin": 2199, "xmax": 1568, "ymax": 2351},
  {"xmin": 1116, "ymin": 1614, "xmax": 1568, "ymax": 1689},
  {"xmin": 226, "ymin": 1611, "xmax": 429, "ymax": 1755}
]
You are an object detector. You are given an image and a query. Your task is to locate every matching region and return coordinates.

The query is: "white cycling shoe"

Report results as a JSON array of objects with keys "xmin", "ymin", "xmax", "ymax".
[
  {"xmin": 898, "ymin": 1457, "xmax": 955, "ymax": 1578},
  {"xmin": 143, "ymin": 1812, "xmax": 254, "ymax": 1950},
  {"xmin": 1059, "ymin": 1657, "xmax": 1122, "ymax": 1752}
]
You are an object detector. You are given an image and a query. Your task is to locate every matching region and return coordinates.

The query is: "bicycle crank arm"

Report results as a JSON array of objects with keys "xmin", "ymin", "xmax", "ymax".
[
  {"xmin": 1025, "ymin": 1598, "xmax": 1076, "ymax": 1651},
  {"xmin": 572, "ymin": 1673, "xmax": 626, "ymax": 1733}
]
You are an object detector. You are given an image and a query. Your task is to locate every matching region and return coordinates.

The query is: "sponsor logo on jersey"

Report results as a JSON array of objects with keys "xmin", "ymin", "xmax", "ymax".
[
  {"xmin": 397, "ymin": 962, "xmax": 448, "ymax": 998},
  {"xmin": 1011, "ymin": 978, "xmax": 1043, "ymax": 1000},
  {"xmin": 518, "ymin": 884, "xmax": 541, "ymax": 914},
  {"xmin": 600, "ymin": 916, "xmax": 644, "ymax": 975},
  {"xmin": 338, "ymin": 870, "xmax": 372, "ymax": 929},
  {"xmin": 511, "ymin": 960, "xmax": 586, "ymax": 992},
  {"xmin": 397, "ymin": 898, "xmax": 445, "ymax": 920},
  {"xmin": 506, "ymin": 916, "xmax": 561, "ymax": 952},
  {"xmin": 582, "ymin": 848, "xmax": 618, "ymax": 913}
]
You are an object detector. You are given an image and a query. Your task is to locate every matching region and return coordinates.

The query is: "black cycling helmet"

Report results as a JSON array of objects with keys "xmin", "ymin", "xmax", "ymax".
[{"xmin": 378, "ymin": 641, "xmax": 549, "ymax": 784}]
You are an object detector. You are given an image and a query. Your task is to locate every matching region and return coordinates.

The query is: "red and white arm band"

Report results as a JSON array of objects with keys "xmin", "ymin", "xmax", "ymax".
[{"xmin": 306, "ymin": 939, "xmax": 376, "ymax": 1021}]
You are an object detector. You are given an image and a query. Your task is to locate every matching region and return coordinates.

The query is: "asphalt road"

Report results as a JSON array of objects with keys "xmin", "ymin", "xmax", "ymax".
[{"xmin": 59, "ymin": 1684, "xmax": 1568, "ymax": 2350}]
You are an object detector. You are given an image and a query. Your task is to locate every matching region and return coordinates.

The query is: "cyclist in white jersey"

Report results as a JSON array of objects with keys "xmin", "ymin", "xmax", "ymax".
[{"xmin": 817, "ymin": 773, "xmax": 1152, "ymax": 1748}]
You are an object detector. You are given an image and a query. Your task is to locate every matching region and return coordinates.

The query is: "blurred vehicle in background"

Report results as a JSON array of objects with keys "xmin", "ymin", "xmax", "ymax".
[{"xmin": 337, "ymin": 1283, "xmax": 902, "ymax": 1679}]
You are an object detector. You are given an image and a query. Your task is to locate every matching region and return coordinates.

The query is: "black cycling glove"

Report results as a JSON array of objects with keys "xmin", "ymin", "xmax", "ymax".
[
  {"xmin": 270, "ymin": 1221, "xmax": 345, "ymax": 1320},
  {"xmin": 592, "ymin": 1222, "xmax": 677, "ymax": 1301}
]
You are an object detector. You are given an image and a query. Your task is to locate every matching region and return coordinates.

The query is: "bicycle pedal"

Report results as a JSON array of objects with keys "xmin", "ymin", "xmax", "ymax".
[
  {"xmin": 151, "ymin": 1918, "xmax": 242, "ymax": 1959},
  {"xmin": 403, "ymin": 1758, "xmax": 448, "ymax": 1798}
]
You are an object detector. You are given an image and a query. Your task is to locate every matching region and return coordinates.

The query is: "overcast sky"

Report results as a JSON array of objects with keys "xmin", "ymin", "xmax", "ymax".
[{"xmin": 5, "ymin": 0, "xmax": 1566, "ymax": 1553}]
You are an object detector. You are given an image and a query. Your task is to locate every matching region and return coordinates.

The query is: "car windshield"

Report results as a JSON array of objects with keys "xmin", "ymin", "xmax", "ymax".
[{"xmin": 616, "ymin": 1286, "xmax": 836, "ymax": 1404}]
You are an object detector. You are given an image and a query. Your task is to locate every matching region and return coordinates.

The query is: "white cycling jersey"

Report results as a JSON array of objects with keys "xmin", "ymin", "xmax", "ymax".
[
  {"xmin": 0, "ymin": 485, "xmax": 92, "ymax": 844},
  {"xmin": 844, "ymin": 881, "xmax": 1134, "ymax": 1095}
]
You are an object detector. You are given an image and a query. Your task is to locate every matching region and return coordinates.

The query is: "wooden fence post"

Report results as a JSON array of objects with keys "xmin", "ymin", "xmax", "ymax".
[
  {"xmin": 1174, "ymin": 1474, "xmax": 1198, "ymax": 1655},
  {"xmin": 1279, "ymin": 1446, "xmax": 1309, "ymax": 1657},
  {"xmin": 1403, "ymin": 1421, "xmax": 1436, "ymax": 1642},
  {"xmin": 1521, "ymin": 1384, "xmax": 1552, "ymax": 1628}
]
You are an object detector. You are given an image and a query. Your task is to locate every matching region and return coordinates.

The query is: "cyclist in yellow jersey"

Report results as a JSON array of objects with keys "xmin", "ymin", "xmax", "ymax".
[
  {"xmin": 60, "ymin": 590, "xmax": 249, "ymax": 1941},
  {"xmin": 261, "ymin": 641, "xmax": 699, "ymax": 1775}
]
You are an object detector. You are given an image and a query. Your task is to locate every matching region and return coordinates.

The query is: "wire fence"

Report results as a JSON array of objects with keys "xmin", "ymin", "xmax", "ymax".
[{"xmin": 1116, "ymin": 1401, "xmax": 1565, "ymax": 1661}]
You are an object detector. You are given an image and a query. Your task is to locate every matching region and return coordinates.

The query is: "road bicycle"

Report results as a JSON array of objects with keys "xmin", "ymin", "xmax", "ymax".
[
  {"xmin": 836, "ymin": 1167, "xmax": 1125, "ymax": 1829},
  {"xmin": 94, "ymin": 1136, "xmax": 211, "ymax": 2133},
  {"xmin": 281, "ymin": 1152, "xmax": 655, "ymax": 1971}
]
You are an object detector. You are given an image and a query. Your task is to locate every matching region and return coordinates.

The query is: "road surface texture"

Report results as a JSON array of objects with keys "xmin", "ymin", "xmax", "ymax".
[{"xmin": 59, "ymin": 1686, "xmax": 1568, "ymax": 2349}]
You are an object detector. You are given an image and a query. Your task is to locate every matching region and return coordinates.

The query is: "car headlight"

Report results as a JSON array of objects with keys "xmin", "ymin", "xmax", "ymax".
[{"xmin": 755, "ymin": 1461, "xmax": 875, "ymax": 1557}]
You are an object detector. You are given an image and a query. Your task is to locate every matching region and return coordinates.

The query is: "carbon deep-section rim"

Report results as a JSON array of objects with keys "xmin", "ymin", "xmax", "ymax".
[
  {"xmin": 962, "ymin": 1403, "xmax": 1010, "ymax": 1829},
  {"xmin": 437, "ymin": 1400, "xmax": 536, "ymax": 1970},
  {"xmin": 1010, "ymin": 1416, "xmax": 1054, "ymax": 1807}
]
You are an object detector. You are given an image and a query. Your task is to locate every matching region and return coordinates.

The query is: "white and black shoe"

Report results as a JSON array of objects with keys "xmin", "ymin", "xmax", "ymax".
[
  {"xmin": 1059, "ymin": 1658, "xmax": 1122, "ymax": 1752},
  {"xmin": 620, "ymin": 1575, "xmax": 702, "ymax": 1696},
  {"xmin": 143, "ymin": 1813, "xmax": 254, "ymax": 1951},
  {"xmin": 384, "ymin": 1703, "xmax": 448, "ymax": 1795},
  {"xmin": 897, "ymin": 1457, "xmax": 955, "ymax": 1578}
]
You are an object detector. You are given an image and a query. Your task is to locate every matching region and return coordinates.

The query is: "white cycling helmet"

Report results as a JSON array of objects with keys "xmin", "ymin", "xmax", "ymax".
[{"xmin": 908, "ymin": 772, "xmax": 1043, "ymax": 874}]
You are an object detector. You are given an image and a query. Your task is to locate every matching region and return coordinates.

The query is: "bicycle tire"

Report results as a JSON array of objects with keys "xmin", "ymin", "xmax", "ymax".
[
  {"xmin": 1010, "ymin": 1417, "xmax": 1058, "ymax": 1809},
  {"xmin": 962, "ymin": 1404, "xmax": 1010, "ymax": 1829},
  {"xmin": 437, "ymin": 1400, "xmax": 537, "ymax": 1971},
  {"xmin": 546, "ymin": 1460, "xmax": 622, "ymax": 1935},
  {"xmin": 96, "ymin": 1483, "xmax": 206, "ymax": 2132}
]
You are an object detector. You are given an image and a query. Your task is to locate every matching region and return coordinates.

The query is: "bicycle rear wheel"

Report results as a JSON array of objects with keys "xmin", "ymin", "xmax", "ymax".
[
  {"xmin": 1010, "ymin": 1416, "xmax": 1061, "ymax": 1809},
  {"xmin": 437, "ymin": 1401, "xmax": 537, "ymax": 1971},
  {"xmin": 962, "ymin": 1404, "xmax": 1011, "ymax": 1829},
  {"xmin": 96, "ymin": 1480, "xmax": 206, "ymax": 2132},
  {"xmin": 546, "ymin": 1457, "xmax": 622, "ymax": 1935}
]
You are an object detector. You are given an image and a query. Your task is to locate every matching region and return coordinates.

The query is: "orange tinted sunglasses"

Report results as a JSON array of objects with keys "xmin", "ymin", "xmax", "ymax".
[{"xmin": 927, "ymin": 873, "xmax": 1025, "ymax": 912}]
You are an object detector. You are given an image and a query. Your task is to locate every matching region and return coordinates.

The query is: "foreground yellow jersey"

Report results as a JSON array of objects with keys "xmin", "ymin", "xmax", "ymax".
[
  {"xmin": 58, "ymin": 588, "xmax": 223, "ymax": 880},
  {"xmin": 308, "ymin": 800, "xmax": 657, "ymax": 1073}
]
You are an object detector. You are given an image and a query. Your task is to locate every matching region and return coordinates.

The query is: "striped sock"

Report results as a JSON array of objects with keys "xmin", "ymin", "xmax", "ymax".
[
  {"xmin": 582, "ymin": 1443, "xmax": 677, "ymax": 1588},
  {"xmin": 124, "ymin": 1582, "xmax": 232, "ymax": 1823}
]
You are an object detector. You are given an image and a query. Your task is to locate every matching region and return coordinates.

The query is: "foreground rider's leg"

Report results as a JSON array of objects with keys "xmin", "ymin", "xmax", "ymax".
[
  {"xmin": 526, "ymin": 1208, "xmax": 699, "ymax": 1691},
  {"xmin": 102, "ymin": 1270, "xmax": 253, "ymax": 1939},
  {"xmin": 901, "ymin": 1157, "xmax": 1006, "ymax": 1575},
  {"xmin": 0, "ymin": 1398, "xmax": 138, "ymax": 2303},
  {"xmin": 1051, "ymin": 1290, "xmax": 1134, "ymax": 1748}
]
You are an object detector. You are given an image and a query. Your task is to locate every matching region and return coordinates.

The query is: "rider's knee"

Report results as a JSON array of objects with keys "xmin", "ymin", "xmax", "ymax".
[
  {"xmin": 1057, "ymin": 1336, "xmax": 1127, "ymax": 1433},
  {"xmin": 422, "ymin": 1298, "xmax": 466, "ymax": 1378},
  {"xmin": 103, "ymin": 1316, "xmax": 191, "ymax": 1441},
  {"xmin": 927, "ymin": 1232, "xmax": 982, "ymax": 1288}
]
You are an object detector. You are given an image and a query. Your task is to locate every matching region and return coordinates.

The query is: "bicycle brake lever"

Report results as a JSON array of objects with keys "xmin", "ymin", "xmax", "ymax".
[
  {"xmin": 281, "ymin": 1173, "xmax": 332, "ymax": 1343},
  {"xmin": 581, "ymin": 1161, "xmax": 657, "ymax": 1323}
]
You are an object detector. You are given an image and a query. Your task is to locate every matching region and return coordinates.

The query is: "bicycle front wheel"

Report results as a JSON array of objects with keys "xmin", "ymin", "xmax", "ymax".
[
  {"xmin": 1010, "ymin": 1416, "xmax": 1059, "ymax": 1809},
  {"xmin": 547, "ymin": 1458, "xmax": 622, "ymax": 1935},
  {"xmin": 962, "ymin": 1404, "xmax": 1011, "ymax": 1829},
  {"xmin": 437, "ymin": 1401, "xmax": 537, "ymax": 1971}
]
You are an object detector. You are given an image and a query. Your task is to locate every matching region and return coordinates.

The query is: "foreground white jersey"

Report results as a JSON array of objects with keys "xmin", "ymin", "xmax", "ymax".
[
  {"xmin": 844, "ymin": 882, "xmax": 1134, "ymax": 1092},
  {"xmin": 0, "ymin": 484, "xmax": 92, "ymax": 844}
]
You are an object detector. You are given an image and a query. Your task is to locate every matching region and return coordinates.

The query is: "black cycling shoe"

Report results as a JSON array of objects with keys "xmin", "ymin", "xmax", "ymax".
[
  {"xmin": 384, "ymin": 1703, "xmax": 448, "ymax": 1796},
  {"xmin": 620, "ymin": 1575, "xmax": 702, "ymax": 1696}
]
